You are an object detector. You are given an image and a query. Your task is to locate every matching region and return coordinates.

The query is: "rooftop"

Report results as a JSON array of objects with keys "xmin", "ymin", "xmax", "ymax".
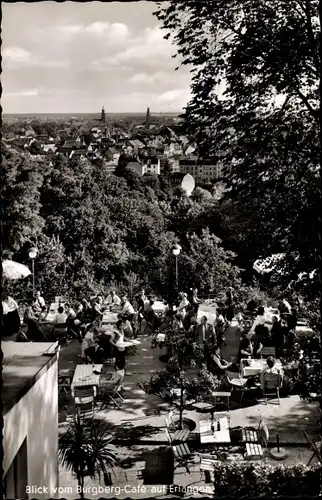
[{"xmin": 2, "ymin": 342, "xmax": 58, "ymax": 415}]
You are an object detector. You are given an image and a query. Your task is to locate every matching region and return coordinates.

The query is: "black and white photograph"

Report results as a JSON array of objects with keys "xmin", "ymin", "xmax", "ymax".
[{"xmin": 1, "ymin": 1, "xmax": 321, "ymax": 499}]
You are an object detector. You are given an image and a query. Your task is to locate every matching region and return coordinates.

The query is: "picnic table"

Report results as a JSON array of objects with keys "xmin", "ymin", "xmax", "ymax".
[
  {"xmin": 240, "ymin": 358, "xmax": 283, "ymax": 377},
  {"xmin": 71, "ymin": 364, "xmax": 102, "ymax": 390}
]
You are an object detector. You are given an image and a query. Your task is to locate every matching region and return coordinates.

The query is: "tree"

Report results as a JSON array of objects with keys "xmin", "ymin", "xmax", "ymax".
[
  {"xmin": 141, "ymin": 361, "xmax": 221, "ymax": 430},
  {"xmin": 154, "ymin": 0, "xmax": 320, "ymax": 301},
  {"xmin": 29, "ymin": 141, "xmax": 44, "ymax": 155},
  {"xmin": 59, "ymin": 416, "xmax": 116, "ymax": 498}
]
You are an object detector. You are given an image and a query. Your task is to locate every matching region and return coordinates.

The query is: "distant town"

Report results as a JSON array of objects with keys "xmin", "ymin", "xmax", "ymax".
[{"xmin": 2, "ymin": 107, "xmax": 224, "ymax": 185}]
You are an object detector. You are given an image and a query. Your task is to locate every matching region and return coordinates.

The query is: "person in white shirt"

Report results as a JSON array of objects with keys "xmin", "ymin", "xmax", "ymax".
[
  {"xmin": 177, "ymin": 292, "xmax": 190, "ymax": 316},
  {"xmin": 121, "ymin": 296, "xmax": 135, "ymax": 321},
  {"xmin": 54, "ymin": 306, "xmax": 68, "ymax": 325},
  {"xmin": 2, "ymin": 294, "xmax": 20, "ymax": 337},
  {"xmin": 35, "ymin": 291, "xmax": 46, "ymax": 308},
  {"xmin": 106, "ymin": 290, "xmax": 121, "ymax": 307},
  {"xmin": 249, "ymin": 306, "xmax": 266, "ymax": 335}
]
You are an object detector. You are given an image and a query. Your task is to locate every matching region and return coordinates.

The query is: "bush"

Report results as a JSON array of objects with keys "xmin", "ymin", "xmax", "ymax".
[{"xmin": 213, "ymin": 462, "xmax": 321, "ymax": 497}]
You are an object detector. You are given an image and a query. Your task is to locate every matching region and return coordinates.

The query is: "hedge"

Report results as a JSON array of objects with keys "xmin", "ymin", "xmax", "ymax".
[{"xmin": 213, "ymin": 463, "xmax": 321, "ymax": 497}]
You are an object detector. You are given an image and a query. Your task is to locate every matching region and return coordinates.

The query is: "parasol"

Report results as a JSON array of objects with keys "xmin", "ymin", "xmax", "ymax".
[{"xmin": 2, "ymin": 260, "xmax": 31, "ymax": 280}]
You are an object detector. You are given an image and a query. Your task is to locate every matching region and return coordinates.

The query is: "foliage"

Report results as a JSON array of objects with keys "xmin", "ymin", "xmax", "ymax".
[
  {"xmin": 58, "ymin": 416, "xmax": 116, "ymax": 498},
  {"xmin": 212, "ymin": 462, "xmax": 321, "ymax": 497},
  {"xmin": 154, "ymin": 0, "xmax": 321, "ymax": 300}
]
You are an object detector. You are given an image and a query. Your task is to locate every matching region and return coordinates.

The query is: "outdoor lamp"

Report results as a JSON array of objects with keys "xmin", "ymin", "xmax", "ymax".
[
  {"xmin": 172, "ymin": 244, "xmax": 182, "ymax": 256},
  {"xmin": 28, "ymin": 247, "xmax": 38, "ymax": 259},
  {"xmin": 28, "ymin": 246, "xmax": 38, "ymax": 297}
]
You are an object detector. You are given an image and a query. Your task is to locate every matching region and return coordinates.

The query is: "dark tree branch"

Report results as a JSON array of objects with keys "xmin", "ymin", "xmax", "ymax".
[{"xmin": 293, "ymin": 83, "xmax": 319, "ymax": 119}]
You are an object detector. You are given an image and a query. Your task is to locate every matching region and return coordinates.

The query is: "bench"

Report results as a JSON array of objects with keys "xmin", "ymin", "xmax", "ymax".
[{"xmin": 245, "ymin": 442, "xmax": 263, "ymax": 460}]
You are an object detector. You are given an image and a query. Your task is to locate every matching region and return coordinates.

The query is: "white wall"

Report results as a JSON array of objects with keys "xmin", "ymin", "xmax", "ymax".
[{"xmin": 4, "ymin": 358, "xmax": 59, "ymax": 499}]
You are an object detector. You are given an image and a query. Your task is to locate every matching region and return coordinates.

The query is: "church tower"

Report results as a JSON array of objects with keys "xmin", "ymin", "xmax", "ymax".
[
  {"xmin": 145, "ymin": 107, "xmax": 150, "ymax": 124},
  {"xmin": 101, "ymin": 106, "xmax": 106, "ymax": 122}
]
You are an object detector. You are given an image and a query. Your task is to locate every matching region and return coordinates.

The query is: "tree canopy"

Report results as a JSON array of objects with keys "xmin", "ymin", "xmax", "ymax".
[{"xmin": 154, "ymin": 0, "xmax": 321, "ymax": 300}]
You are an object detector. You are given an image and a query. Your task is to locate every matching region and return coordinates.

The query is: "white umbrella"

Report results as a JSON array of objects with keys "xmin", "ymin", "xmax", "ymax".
[
  {"xmin": 2, "ymin": 260, "xmax": 31, "ymax": 280},
  {"xmin": 253, "ymin": 253, "xmax": 285, "ymax": 274}
]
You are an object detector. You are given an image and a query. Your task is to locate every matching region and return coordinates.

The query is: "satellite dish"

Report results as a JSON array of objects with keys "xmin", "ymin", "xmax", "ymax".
[{"xmin": 181, "ymin": 173, "xmax": 195, "ymax": 196}]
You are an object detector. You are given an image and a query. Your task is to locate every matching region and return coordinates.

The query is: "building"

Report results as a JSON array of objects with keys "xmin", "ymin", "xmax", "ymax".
[
  {"xmin": 3, "ymin": 342, "xmax": 59, "ymax": 499},
  {"xmin": 101, "ymin": 106, "xmax": 106, "ymax": 122},
  {"xmin": 145, "ymin": 107, "xmax": 150, "ymax": 124},
  {"xmin": 128, "ymin": 157, "xmax": 160, "ymax": 176},
  {"xmin": 179, "ymin": 156, "xmax": 224, "ymax": 181}
]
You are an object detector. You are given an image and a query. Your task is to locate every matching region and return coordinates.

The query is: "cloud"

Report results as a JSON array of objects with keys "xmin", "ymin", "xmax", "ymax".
[
  {"xmin": 2, "ymin": 46, "xmax": 69, "ymax": 69},
  {"xmin": 50, "ymin": 22, "xmax": 129, "ymax": 41},
  {"xmin": 130, "ymin": 71, "xmax": 168, "ymax": 84},
  {"xmin": 105, "ymin": 26, "xmax": 175, "ymax": 66},
  {"xmin": 3, "ymin": 88, "xmax": 45, "ymax": 97},
  {"xmin": 157, "ymin": 88, "xmax": 192, "ymax": 103}
]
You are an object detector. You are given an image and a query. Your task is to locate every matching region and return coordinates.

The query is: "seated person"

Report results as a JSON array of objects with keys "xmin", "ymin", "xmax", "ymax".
[
  {"xmin": 54, "ymin": 306, "xmax": 68, "ymax": 325},
  {"xmin": 284, "ymin": 329, "xmax": 296, "ymax": 351},
  {"xmin": 144, "ymin": 299, "xmax": 157, "ymax": 329},
  {"xmin": 252, "ymin": 328, "xmax": 264, "ymax": 359},
  {"xmin": 237, "ymin": 332, "xmax": 253, "ymax": 364},
  {"xmin": 208, "ymin": 345, "xmax": 233, "ymax": 375},
  {"xmin": 173, "ymin": 314, "xmax": 184, "ymax": 332},
  {"xmin": 117, "ymin": 314, "xmax": 133, "ymax": 339},
  {"xmin": 82, "ymin": 325, "xmax": 97, "ymax": 362},
  {"xmin": 23, "ymin": 300, "xmax": 45, "ymax": 341},
  {"xmin": 120, "ymin": 296, "xmax": 135, "ymax": 322},
  {"xmin": 249, "ymin": 306, "xmax": 266, "ymax": 335},
  {"xmin": 106, "ymin": 290, "xmax": 122, "ymax": 308},
  {"xmin": 260, "ymin": 356, "xmax": 283, "ymax": 390}
]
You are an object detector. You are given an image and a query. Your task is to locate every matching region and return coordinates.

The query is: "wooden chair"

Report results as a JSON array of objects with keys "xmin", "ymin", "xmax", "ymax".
[
  {"xmin": 303, "ymin": 431, "xmax": 322, "ymax": 465},
  {"xmin": 198, "ymin": 453, "xmax": 220, "ymax": 483},
  {"xmin": 261, "ymin": 347, "xmax": 276, "ymax": 358},
  {"xmin": 262, "ymin": 372, "xmax": 281, "ymax": 405},
  {"xmin": 73, "ymin": 386, "xmax": 96, "ymax": 417},
  {"xmin": 54, "ymin": 322, "xmax": 68, "ymax": 344},
  {"xmin": 165, "ymin": 428, "xmax": 192, "ymax": 473},
  {"xmin": 164, "ymin": 411, "xmax": 190, "ymax": 443},
  {"xmin": 225, "ymin": 370, "xmax": 248, "ymax": 403},
  {"xmin": 58, "ymin": 370, "xmax": 72, "ymax": 395},
  {"xmin": 241, "ymin": 417, "xmax": 269, "ymax": 450}
]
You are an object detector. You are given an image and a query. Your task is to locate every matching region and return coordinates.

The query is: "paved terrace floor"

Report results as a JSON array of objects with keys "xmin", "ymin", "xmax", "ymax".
[{"xmin": 58, "ymin": 310, "xmax": 320, "ymax": 498}]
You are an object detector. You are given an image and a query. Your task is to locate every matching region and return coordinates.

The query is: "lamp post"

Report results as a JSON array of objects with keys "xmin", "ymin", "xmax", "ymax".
[
  {"xmin": 172, "ymin": 244, "xmax": 182, "ymax": 294},
  {"xmin": 28, "ymin": 247, "xmax": 38, "ymax": 298}
]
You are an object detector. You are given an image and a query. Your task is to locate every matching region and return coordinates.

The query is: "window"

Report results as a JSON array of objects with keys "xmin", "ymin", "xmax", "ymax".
[{"xmin": 4, "ymin": 438, "xmax": 28, "ymax": 499}]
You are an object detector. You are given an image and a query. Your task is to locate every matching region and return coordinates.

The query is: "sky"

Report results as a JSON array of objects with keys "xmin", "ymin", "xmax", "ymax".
[{"xmin": 2, "ymin": 1, "xmax": 192, "ymax": 114}]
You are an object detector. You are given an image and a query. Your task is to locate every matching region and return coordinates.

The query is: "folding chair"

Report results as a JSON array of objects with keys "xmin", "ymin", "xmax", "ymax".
[
  {"xmin": 99, "ymin": 374, "xmax": 124, "ymax": 410},
  {"xmin": 165, "ymin": 428, "xmax": 192, "ymax": 473},
  {"xmin": 73, "ymin": 386, "xmax": 96, "ymax": 417},
  {"xmin": 198, "ymin": 453, "xmax": 220, "ymax": 483},
  {"xmin": 54, "ymin": 322, "xmax": 68, "ymax": 345},
  {"xmin": 241, "ymin": 416, "xmax": 269, "ymax": 450},
  {"xmin": 164, "ymin": 411, "xmax": 190, "ymax": 443},
  {"xmin": 263, "ymin": 372, "xmax": 281, "ymax": 405},
  {"xmin": 225, "ymin": 370, "xmax": 248, "ymax": 403},
  {"xmin": 303, "ymin": 431, "xmax": 322, "ymax": 465},
  {"xmin": 58, "ymin": 370, "xmax": 72, "ymax": 395}
]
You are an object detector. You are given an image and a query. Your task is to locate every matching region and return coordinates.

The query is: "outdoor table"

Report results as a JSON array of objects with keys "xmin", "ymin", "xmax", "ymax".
[
  {"xmin": 200, "ymin": 416, "xmax": 230, "ymax": 444},
  {"xmin": 102, "ymin": 311, "xmax": 118, "ymax": 325},
  {"xmin": 240, "ymin": 358, "xmax": 283, "ymax": 377},
  {"xmin": 71, "ymin": 364, "xmax": 102, "ymax": 390}
]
